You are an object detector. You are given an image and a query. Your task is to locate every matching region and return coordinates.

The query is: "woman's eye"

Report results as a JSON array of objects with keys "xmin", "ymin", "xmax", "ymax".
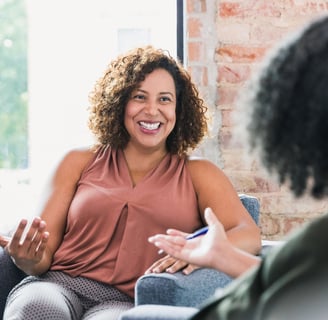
[
  {"xmin": 133, "ymin": 94, "xmax": 145, "ymax": 100},
  {"xmin": 160, "ymin": 96, "xmax": 171, "ymax": 102}
]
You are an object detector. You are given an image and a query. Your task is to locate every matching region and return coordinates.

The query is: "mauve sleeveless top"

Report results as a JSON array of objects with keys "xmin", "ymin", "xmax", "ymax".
[{"xmin": 51, "ymin": 146, "xmax": 202, "ymax": 297}]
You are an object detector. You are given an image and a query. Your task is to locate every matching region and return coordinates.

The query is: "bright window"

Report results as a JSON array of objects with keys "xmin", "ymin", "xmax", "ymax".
[{"xmin": 0, "ymin": 0, "xmax": 181, "ymax": 234}]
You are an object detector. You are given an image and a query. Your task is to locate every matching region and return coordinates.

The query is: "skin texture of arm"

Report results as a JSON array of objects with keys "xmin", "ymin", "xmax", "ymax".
[
  {"xmin": 149, "ymin": 208, "xmax": 261, "ymax": 278},
  {"xmin": 1, "ymin": 148, "xmax": 95, "ymax": 275}
]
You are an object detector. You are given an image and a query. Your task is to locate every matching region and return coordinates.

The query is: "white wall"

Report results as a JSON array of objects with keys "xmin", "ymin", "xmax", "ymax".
[
  {"xmin": 27, "ymin": 0, "xmax": 177, "ymax": 184},
  {"xmin": 1, "ymin": 0, "xmax": 177, "ymax": 234}
]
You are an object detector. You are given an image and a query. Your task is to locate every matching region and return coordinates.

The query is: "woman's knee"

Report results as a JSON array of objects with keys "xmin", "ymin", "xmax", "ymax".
[{"xmin": 4, "ymin": 280, "xmax": 83, "ymax": 320}]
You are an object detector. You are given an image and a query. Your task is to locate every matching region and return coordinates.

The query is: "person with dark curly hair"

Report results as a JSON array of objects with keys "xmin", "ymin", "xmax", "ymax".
[
  {"xmin": 150, "ymin": 15, "xmax": 328, "ymax": 320},
  {"xmin": 0, "ymin": 46, "xmax": 261, "ymax": 319}
]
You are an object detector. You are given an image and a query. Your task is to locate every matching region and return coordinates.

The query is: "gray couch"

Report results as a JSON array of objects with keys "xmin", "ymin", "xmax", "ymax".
[{"xmin": 0, "ymin": 194, "xmax": 261, "ymax": 320}]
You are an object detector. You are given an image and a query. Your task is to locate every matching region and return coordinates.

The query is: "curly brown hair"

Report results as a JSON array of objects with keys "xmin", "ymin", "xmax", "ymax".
[{"xmin": 88, "ymin": 46, "xmax": 208, "ymax": 156}]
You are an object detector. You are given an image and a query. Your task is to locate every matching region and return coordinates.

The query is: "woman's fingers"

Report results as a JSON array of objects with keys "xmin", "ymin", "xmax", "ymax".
[
  {"xmin": 145, "ymin": 255, "xmax": 176, "ymax": 274},
  {"xmin": 27, "ymin": 219, "xmax": 47, "ymax": 254},
  {"xmin": 182, "ymin": 263, "xmax": 199, "ymax": 275},
  {"xmin": 204, "ymin": 207, "xmax": 217, "ymax": 225},
  {"xmin": 0, "ymin": 235, "xmax": 11, "ymax": 248},
  {"xmin": 10, "ymin": 219, "xmax": 28, "ymax": 249},
  {"xmin": 165, "ymin": 258, "xmax": 188, "ymax": 273},
  {"xmin": 8, "ymin": 217, "xmax": 48, "ymax": 260},
  {"xmin": 34, "ymin": 232, "xmax": 50, "ymax": 261}
]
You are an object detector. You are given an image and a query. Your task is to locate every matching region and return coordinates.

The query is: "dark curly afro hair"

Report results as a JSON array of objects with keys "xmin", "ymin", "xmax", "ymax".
[
  {"xmin": 247, "ymin": 15, "xmax": 328, "ymax": 198},
  {"xmin": 88, "ymin": 46, "xmax": 208, "ymax": 157}
]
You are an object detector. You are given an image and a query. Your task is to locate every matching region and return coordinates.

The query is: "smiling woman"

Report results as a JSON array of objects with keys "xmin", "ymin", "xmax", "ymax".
[
  {"xmin": 1, "ymin": 44, "xmax": 260, "ymax": 320},
  {"xmin": 0, "ymin": 0, "xmax": 180, "ymax": 236}
]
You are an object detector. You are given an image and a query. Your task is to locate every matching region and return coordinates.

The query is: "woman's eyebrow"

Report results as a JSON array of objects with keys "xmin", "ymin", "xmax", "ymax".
[
  {"xmin": 159, "ymin": 91, "xmax": 175, "ymax": 97},
  {"xmin": 134, "ymin": 89, "xmax": 175, "ymax": 97}
]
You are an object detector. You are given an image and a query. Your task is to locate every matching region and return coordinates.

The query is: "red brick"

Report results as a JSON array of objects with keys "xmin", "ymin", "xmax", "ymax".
[
  {"xmin": 217, "ymin": 64, "xmax": 251, "ymax": 84},
  {"xmin": 216, "ymin": 45, "xmax": 267, "ymax": 63},
  {"xmin": 221, "ymin": 150, "xmax": 255, "ymax": 171},
  {"xmin": 259, "ymin": 214, "xmax": 281, "ymax": 237},
  {"xmin": 282, "ymin": 217, "xmax": 307, "ymax": 236},
  {"xmin": 253, "ymin": 176, "xmax": 281, "ymax": 193},
  {"xmin": 186, "ymin": 0, "xmax": 207, "ymax": 14},
  {"xmin": 219, "ymin": 2, "xmax": 242, "ymax": 17},
  {"xmin": 217, "ymin": 23, "xmax": 251, "ymax": 44},
  {"xmin": 219, "ymin": 2, "xmax": 282, "ymax": 18},
  {"xmin": 217, "ymin": 86, "xmax": 239, "ymax": 105},
  {"xmin": 188, "ymin": 42, "xmax": 203, "ymax": 62},
  {"xmin": 219, "ymin": 127, "xmax": 244, "ymax": 149},
  {"xmin": 251, "ymin": 25, "xmax": 291, "ymax": 45},
  {"xmin": 221, "ymin": 109, "xmax": 233, "ymax": 127},
  {"xmin": 187, "ymin": 17, "xmax": 202, "ymax": 38},
  {"xmin": 202, "ymin": 66, "xmax": 208, "ymax": 86},
  {"xmin": 297, "ymin": 2, "xmax": 328, "ymax": 15}
]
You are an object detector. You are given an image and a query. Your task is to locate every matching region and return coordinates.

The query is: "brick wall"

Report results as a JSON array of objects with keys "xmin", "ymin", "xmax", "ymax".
[{"xmin": 186, "ymin": 0, "xmax": 328, "ymax": 240}]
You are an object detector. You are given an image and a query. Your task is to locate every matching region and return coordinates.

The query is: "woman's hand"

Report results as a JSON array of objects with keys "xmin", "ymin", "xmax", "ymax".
[
  {"xmin": 3, "ymin": 217, "xmax": 50, "ymax": 274},
  {"xmin": 148, "ymin": 208, "xmax": 225, "ymax": 269},
  {"xmin": 144, "ymin": 254, "xmax": 199, "ymax": 275},
  {"xmin": 149, "ymin": 208, "xmax": 261, "ymax": 277},
  {"xmin": 0, "ymin": 235, "xmax": 11, "ymax": 248}
]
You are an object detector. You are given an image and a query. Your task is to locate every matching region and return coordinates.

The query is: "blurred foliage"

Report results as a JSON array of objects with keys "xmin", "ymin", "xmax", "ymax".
[{"xmin": 0, "ymin": 0, "xmax": 28, "ymax": 168}]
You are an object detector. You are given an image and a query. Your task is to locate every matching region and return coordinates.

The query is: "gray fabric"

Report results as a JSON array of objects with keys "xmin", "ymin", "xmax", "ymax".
[
  {"xmin": 119, "ymin": 305, "xmax": 198, "ymax": 320},
  {"xmin": 239, "ymin": 194, "xmax": 260, "ymax": 225},
  {"xmin": 4, "ymin": 271, "xmax": 133, "ymax": 320},
  {"xmin": 135, "ymin": 268, "xmax": 231, "ymax": 307},
  {"xmin": 0, "ymin": 248, "xmax": 26, "ymax": 319}
]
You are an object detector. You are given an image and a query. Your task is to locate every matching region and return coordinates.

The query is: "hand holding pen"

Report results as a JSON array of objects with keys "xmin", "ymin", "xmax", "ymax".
[
  {"xmin": 155, "ymin": 226, "xmax": 209, "ymax": 255},
  {"xmin": 148, "ymin": 208, "xmax": 261, "ymax": 277},
  {"xmin": 148, "ymin": 208, "xmax": 228, "ymax": 268}
]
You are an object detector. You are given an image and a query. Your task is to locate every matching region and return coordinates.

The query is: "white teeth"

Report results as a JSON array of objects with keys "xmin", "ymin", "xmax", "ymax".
[{"xmin": 139, "ymin": 121, "xmax": 160, "ymax": 130}]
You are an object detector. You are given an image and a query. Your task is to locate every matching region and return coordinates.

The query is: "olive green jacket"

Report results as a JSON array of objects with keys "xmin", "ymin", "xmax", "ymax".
[{"xmin": 192, "ymin": 214, "xmax": 328, "ymax": 320}]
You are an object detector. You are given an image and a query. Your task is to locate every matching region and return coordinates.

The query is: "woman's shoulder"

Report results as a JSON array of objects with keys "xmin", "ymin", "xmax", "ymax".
[
  {"xmin": 186, "ymin": 156, "xmax": 228, "ymax": 184},
  {"xmin": 63, "ymin": 146, "xmax": 97, "ymax": 163},
  {"xmin": 186, "ymin": 156, "xmax": 218, "ymax": 171},
  {"xmin": 56, "ymin": 145, "xmax": 100, "ymax": 176}
]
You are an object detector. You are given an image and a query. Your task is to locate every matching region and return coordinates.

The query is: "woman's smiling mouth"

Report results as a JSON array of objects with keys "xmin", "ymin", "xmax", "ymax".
[{"xmin": 139, "ymin": 121, "xmax": 161, "ymax": 131}]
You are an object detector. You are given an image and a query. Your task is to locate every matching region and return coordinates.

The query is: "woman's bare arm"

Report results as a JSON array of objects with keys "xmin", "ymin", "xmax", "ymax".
[{"xmin": 1, "ymin": 148, "xmax": 95, "ymax": 275}]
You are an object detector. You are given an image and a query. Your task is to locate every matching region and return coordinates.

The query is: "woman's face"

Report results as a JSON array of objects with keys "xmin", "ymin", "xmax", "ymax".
[{"xmin": 124, "ymin": 68, "xmax": 176, "ymax": 152}]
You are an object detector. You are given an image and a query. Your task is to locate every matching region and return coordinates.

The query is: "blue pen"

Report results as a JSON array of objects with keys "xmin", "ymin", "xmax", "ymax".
[
  {"xmin": 157, "ymin": 226, "xmax": 208, "ymax": 254},
  {"xmin": 185, "ymin": 226, "xmax": 209, "ymax": 240}
]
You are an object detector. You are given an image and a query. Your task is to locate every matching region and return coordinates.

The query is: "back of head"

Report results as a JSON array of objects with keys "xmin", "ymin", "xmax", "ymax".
[{"xmin": 247, "ymin": 15, "xmax": 328, "ymax": 198}]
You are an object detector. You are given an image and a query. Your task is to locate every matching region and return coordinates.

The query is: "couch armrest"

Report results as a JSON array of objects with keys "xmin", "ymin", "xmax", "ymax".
[
  {"xmin": 135, "ymin": 268, "xmax": 231, "ymax": 307},
  {"xmin": 238, "ymin": 193, "xmax": 260, "ymax": 225}
]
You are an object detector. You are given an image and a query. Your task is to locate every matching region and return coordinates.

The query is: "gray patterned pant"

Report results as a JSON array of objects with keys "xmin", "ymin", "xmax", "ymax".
[{"xmin": 3, "ymin": 271, "xmax": 134, "ymax": 320}]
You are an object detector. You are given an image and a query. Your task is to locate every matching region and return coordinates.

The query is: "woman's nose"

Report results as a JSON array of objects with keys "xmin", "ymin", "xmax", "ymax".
[{"xmin": 144, "ymin": 100, "xmax": 158, "ymax": 115}]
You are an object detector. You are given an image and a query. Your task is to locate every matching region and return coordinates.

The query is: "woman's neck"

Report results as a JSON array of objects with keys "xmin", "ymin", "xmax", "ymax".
[{"xmin": 122, "ymin": 145, "xmax": 168, "ymax": 185}]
